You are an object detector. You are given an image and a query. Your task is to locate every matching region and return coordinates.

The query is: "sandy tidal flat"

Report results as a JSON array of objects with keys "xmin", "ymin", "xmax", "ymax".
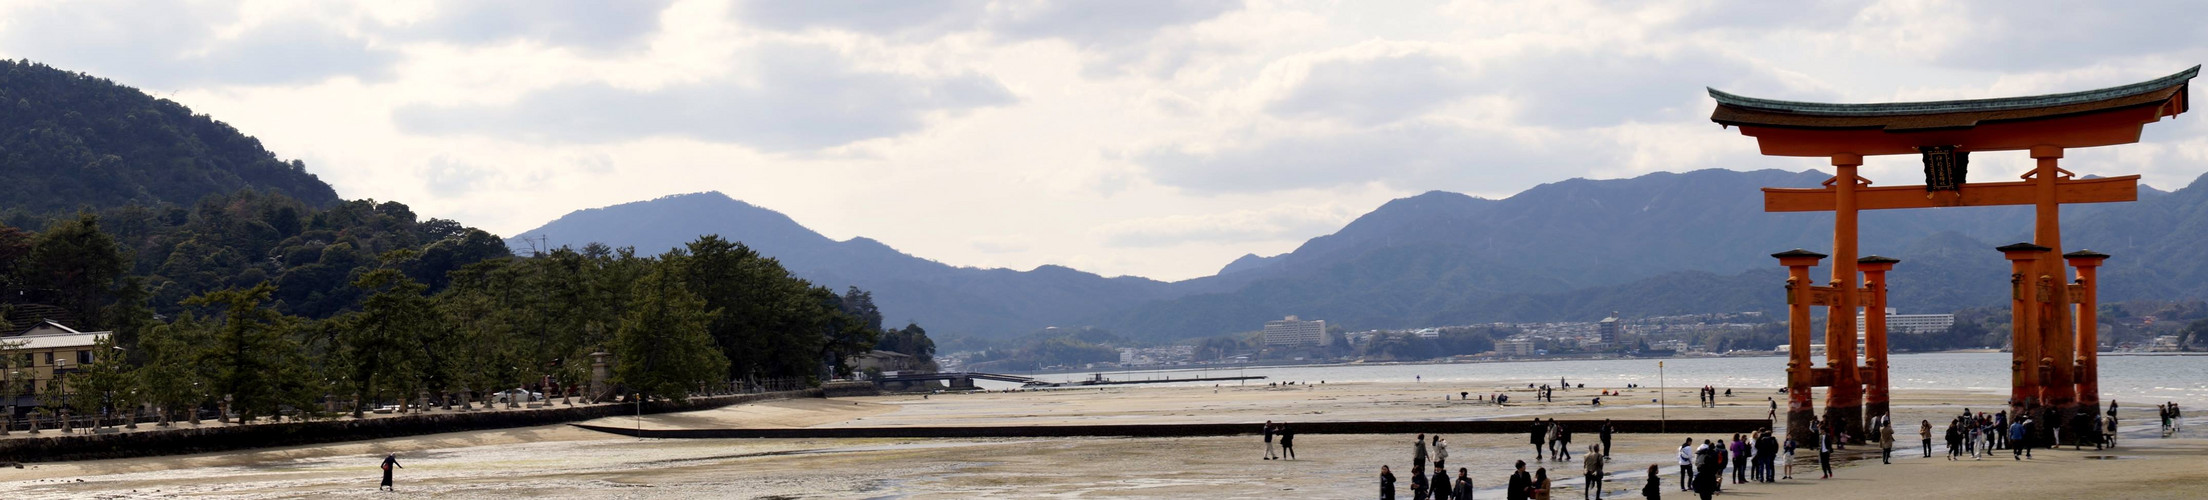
[{"xmin": 4, "ymin": 382, "xmax": 2203, "ymax": 498}]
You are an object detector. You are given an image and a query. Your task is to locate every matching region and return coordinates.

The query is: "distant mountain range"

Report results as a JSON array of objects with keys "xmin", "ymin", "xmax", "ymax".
[{"xmin": 511, "ymin": 168, "xmax": 2208, "ymax": 342}]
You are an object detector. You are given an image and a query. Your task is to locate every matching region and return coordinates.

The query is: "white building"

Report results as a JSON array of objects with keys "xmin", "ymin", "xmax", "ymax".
[
  {"xmin": 1262, "ymin": 316, "xmax": 1329, "ymax": 347},
  {"xmin": 1496, "ymin": 339, "xmax": 1536, "ymax": 356},
  {"xmin": 1856, "ymin": 308, "xmax": 1956, "ymax": 335}
]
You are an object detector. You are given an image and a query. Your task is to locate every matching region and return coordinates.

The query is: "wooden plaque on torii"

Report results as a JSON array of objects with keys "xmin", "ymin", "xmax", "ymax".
[{"xmin": 1710, "ymin": 66, "xmax": 2196, "ymax": 445}]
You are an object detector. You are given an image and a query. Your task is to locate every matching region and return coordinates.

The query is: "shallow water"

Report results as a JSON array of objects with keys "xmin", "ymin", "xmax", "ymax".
[{"xmin": 1031, "ymin": 352, "xmax": 2208, "ymax": 406}]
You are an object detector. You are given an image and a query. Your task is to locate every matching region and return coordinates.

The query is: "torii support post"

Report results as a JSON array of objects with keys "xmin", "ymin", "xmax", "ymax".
[
  {"xmin": 2029, "ymin": 147, "xmax": 2080, "ymax": 437},
  {"xmin": 1999, "ymin": 243, "xmax": 2051, "ymax": 420},
  {"xmin": 1774, "ymin": 249, "xmax": 1826, "ymax": 443},
  {"xmin": 1825, "ymin": 155, "xmax": 1866, "ymax": 443},
  {"xmin": 2067, "ymin": 250, "xmax": 2109, "ymax": 414},
  {"xmin": 1859, "ymin": 255, "xmax": 1900, "ymax": 427}
]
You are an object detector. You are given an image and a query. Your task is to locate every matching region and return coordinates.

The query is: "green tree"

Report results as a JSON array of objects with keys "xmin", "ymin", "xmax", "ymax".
[
  {"xmin": 878, "ymin": 322, "xmax": 936, "ymax": 364},
  {"xmin": 337, "ymin": 267, "xmax": 435, "ymax": 417},
  {"xmin": 139, "ymin": 314, "xmax": 215, "ymax": 425},
  {"xmin": 67, "ymin": 336, "xmax": 134, "ymax": 429},
  {"xmin": 185, "ymin": 283, "xmax": 312, "ymax": 423},
  {"xmin": 23, "ymin": 213, "xmax": 127, "ymax": 325},
  {"xmin": 613, "ymin": 264, "xmax": 727, "ymax": 402}
]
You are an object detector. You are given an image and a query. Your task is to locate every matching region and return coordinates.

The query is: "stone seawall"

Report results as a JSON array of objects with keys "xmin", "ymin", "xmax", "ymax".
[
  {"xmin": 1, "ymin": 382, "xmax": 879, "ymax": 463},
  {"xmin": 573, "ymin": 418, "xmax": 1768, "ymax": 439}
]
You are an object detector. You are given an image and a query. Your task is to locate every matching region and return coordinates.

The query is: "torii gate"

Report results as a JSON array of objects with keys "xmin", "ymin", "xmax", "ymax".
[{"xmin": 1710, "ymin": 66, "xmax": 2196, "ymax": 444}]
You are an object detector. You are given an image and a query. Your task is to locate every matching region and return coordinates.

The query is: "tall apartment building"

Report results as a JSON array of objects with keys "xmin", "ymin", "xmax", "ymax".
[
  {"xmin": 1262, "ymin": 316, "xmax": 1329, "ymax": 347},
  {"xmin": 1856, "ymin": 308, "xmax": 1956, "ymax": 335}
]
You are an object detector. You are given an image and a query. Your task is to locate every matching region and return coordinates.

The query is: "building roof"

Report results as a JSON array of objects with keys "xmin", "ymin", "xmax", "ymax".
[
  {"xmin": 1, "ymin": 329, "xmax": 108, "ymax": 350},
  {"xmin": 1710, "ymin": 66, "xmax": 2196, "ymax": 131}
]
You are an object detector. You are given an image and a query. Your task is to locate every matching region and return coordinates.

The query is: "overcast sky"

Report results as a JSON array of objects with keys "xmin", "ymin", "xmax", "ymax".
[{"xmin": 3, "ymin": 1, "xmax": 2203, "ymax": 281}]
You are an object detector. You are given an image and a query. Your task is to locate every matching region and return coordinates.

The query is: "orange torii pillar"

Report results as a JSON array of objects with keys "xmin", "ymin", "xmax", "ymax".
[
  {"xmin": 1825, "ymin": 155, "xmax": 1866, "ymax": 443},
  {"xmin": 1999, "ymin": 243, "xmax": 2050, "ymax": 419},
  {"xmin": 1859, "ymin": 255, "xmax": 1900, "ymax": 427},
  {"xmin": 2067, "ymin": 250, "xmax": 2109, "ymax": 414},
  {"xmin": 1774, "ymin": 249, "xmax": 1827, "ymax": 443},
  {"xmin": 2030, "ymin": 147, "xmax": 2081, "ymax": 429}
]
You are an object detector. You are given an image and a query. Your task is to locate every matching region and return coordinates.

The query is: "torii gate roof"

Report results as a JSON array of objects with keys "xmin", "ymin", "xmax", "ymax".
[{"xmin": 1710, "ymin": 66, "xmax": 2196, "ymax": 157}]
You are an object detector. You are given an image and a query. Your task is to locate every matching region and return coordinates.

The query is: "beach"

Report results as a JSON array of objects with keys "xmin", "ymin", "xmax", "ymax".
[{"xmin": 2, "ymin": 377, "xmax": 2202, "ymax": 499}]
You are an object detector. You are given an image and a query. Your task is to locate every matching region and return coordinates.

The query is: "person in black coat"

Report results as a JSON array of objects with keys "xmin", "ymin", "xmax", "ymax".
[
  {"xmin": 1382, "ymin": 465, "xmax": 1397, "ymax": 500},
  {"xmin": 1599, "ymin": 419, "xmax": 1616, "ymax": 458},
  {"xmin": 1431, "ymin": 467, "xmax": 1453, "ymax": 500},
  {"xmin": 1412, "ymin": 465, "xmax": 1430, "ymax": 500},
  {"xmin": 1453, "ymin": 468, "xmax": 1473, "ymax": 500},
  {"xmin": 379, "ymin": 453, "xmax": 403, "ymax": 491},
  {"xmin": 1280, "ymin": 425, "xmax": 1297, "ymax": 460},
  {"xmin": 1508, "ymin": 460, "xmax": 1533, "ymax": 500},
  {"xmin": 1641, "ymin": 464, "xmax": 1662, "ymax": 499},
  {"xmin": 1531, "ymin": 418, "xmax": 1548, "ymax": 460}
]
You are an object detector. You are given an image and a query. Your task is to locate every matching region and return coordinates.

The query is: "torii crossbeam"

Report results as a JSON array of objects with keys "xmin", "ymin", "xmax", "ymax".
[{"xmin": 1711, "ymin": 65, "xmax": 2196, "ymax": 445}]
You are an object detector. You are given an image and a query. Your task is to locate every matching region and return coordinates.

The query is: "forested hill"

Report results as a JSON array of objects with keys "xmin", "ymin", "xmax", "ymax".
[{"xmin": 0, "ymin": 60, "xmax": 341, "ymax": 215}]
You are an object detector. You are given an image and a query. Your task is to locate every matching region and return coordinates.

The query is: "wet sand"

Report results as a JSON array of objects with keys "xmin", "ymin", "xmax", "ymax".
[{"xmin": 3, "ymin": 382, "xmax": 2202, "ymax": 498}]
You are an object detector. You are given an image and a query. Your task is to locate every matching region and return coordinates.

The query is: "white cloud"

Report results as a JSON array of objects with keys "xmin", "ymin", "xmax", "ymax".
[
  {"xmin": 1096, "ymin": 203, "xmax": 1360, "ymax": 248},
  {"xmin": 1, "ymin": 0, "xmax": 2201, "ymax": 282}
]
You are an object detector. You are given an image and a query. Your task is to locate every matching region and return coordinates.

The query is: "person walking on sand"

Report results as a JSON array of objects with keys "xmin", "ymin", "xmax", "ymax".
[
  {"xmin": 1412, "ymin": 465, "xmax": 1430, "ymax": 500},
  {"xmin": 1532, "ymin": 467, "xmax": 1552, "ymax": 500},
  {"xmin": 379, "ymin": 453, "xmax": 402, "ymax": 491},
  {"xmin": 1383, "ymin": 465, "xmax": 1398, "ymax": 500},
  {"xmin": 1781, "ymin": 433, "xmax": 1797, "ymax": 480},
  {"xmin": 1508, "ymin": 460, "xmax": 1533, "ymax": 500},
  {"xmin": 1583, "ymin": 444, "xmax": 1604, "ymax": 499},
  {"xmin": 1279, "ymin": 424, "xmax": 1297, "ymax": 460},
  {"xmin": 1878, "ymin": 420, "xmax": 1895, "ymax": 464},
  {"xmin": 1434, "ymin": 436, "xmax": 1450, "ymax": 471},
  {"xmin": 1431, "ymin": 465, "xmax": 1454, "ymax": 500},
  {"xmin": 1640, "ymin": 464, "xmax": 1661, "ymax": 500},
  {"xmin": 1533, "ymin": 419, "xmax": 1549, "ymax": 461},
  {"xmin": 2009, "ymin": 417, "xmax": 2028, "ymax": 460},
  {"xmin": 1416, "ymin": 434, "xmax": 1429, "ymax": 469},
  {"xmin": 1816, "ymin": 423, "xmax": 1835, "ymax": 479},
  {"xmin": 1919, "ymin": 419, "xmax": 1933, "ymax": 458},
  {"xmin": 1454, "ymin": 467, "xmax": 1473, "ymax": 500},
  {"xmin": 1264, "ymin": 421, "xmax": 1278, "ymax": 460},
  {"xmin": 1676, "ymin": 438, "xmax": 1694, "ymax": 491},
  {"xmin": 1728, "ymin": 434, "xmax": 1747, "ymax": 484},
  {"xmin": 1556, "ymin": 424, "xmax": 1573, "ymax": 462}
]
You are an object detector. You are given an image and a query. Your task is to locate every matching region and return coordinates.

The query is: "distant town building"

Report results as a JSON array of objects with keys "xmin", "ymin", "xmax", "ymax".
[
  {"xmin": 1856, "ymin": 308, "xmax": 1956, "ymax": 335},
  {"xmin": 1, "ymin": 321, "xmax": 111, "ymax": 409},
  {"xmin": 1262, "ymin": 315, "xmax": 1329, "ymax": 347},
  {"xmin": 1496, "ymin": 339, "xmax": 1536, "ymax": 356},
  {"xmin": 1598, "ymin": 313, "xmax": 1621, "ymax": 344}
]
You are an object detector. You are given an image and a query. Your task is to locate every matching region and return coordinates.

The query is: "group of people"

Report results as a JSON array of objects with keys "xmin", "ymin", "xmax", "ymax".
[
  {"xmin": 1674, "ymin": 427, "xmax": 1787, "ymax": 499},
  {"xmin": 1530, "ymin": 418, "xmax": 1577, "ymax": 461},
  {"xmin": 2159, "ymin": 401, "xmax": 2184, "ymax": 436},
  {"xmin": 1693, "ymin": 386, "xmax": 1724, "ymax": 408},
  {"xmin": 1389, "ymin": 433, "xmax": 1481, "ymax": 500},
  {"xmin": 1262, "ymin": 420, "xmax": 1297, "ymax": 460},
  {"xmin": 1940, "ymin": 409, "xmax": 2015, "ymax": 460}
]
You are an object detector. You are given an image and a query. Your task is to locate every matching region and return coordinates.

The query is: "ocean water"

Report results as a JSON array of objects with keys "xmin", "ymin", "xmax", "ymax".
[{"xmin": 1028, "ymin": 352, "xmax": 2208, "ymax": 406}]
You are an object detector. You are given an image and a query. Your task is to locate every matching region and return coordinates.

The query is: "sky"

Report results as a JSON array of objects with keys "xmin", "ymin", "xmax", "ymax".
[{"xmin": 1, "ymin": 0, "xmax": 2204, "ymax": 282}]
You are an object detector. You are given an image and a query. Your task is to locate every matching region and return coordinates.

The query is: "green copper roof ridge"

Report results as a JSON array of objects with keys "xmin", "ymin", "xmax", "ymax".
[{"xmin": 1709, "ymin": 65, "xmax": 2198, "ymax": 117}]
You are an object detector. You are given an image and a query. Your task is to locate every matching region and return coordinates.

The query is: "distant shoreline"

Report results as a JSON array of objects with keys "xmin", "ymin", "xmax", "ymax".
[{"xmin": 1002, "ymin": 348, "xmax": 2017, "ymax": 378}]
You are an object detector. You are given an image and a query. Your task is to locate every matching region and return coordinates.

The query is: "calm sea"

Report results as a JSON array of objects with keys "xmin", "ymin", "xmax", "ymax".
[{"xmin": 1024, "ymin": 352, "xmax": 2208, "ymax": 406}]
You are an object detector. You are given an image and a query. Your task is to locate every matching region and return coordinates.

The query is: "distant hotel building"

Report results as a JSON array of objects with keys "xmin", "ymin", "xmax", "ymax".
[
  {"xmin": 1856, "ymin": 308, "xmax": 1956, "ymax": 335},
  {"xmin": 1496, "ymin": 339, "xmax": 1536, "ymax": 356},
  {"xmin": 1262, "ymin": 316, "xmax": 1329, "ymax": 347}
]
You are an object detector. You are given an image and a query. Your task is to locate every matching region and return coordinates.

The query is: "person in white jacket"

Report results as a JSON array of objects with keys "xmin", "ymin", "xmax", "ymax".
[
  {"xmin": 1677, "ymin": 438, "xmax": 1695, "ymax": 491},
  {"xmin": 1433, "ymin": 436, "xmax": 1450, "ymax": 470}
]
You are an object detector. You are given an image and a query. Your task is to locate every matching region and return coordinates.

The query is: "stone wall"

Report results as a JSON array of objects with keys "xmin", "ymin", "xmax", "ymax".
[{"xmin": 0, "ymin": 384, "xmax": 879, "ymax": 463}]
